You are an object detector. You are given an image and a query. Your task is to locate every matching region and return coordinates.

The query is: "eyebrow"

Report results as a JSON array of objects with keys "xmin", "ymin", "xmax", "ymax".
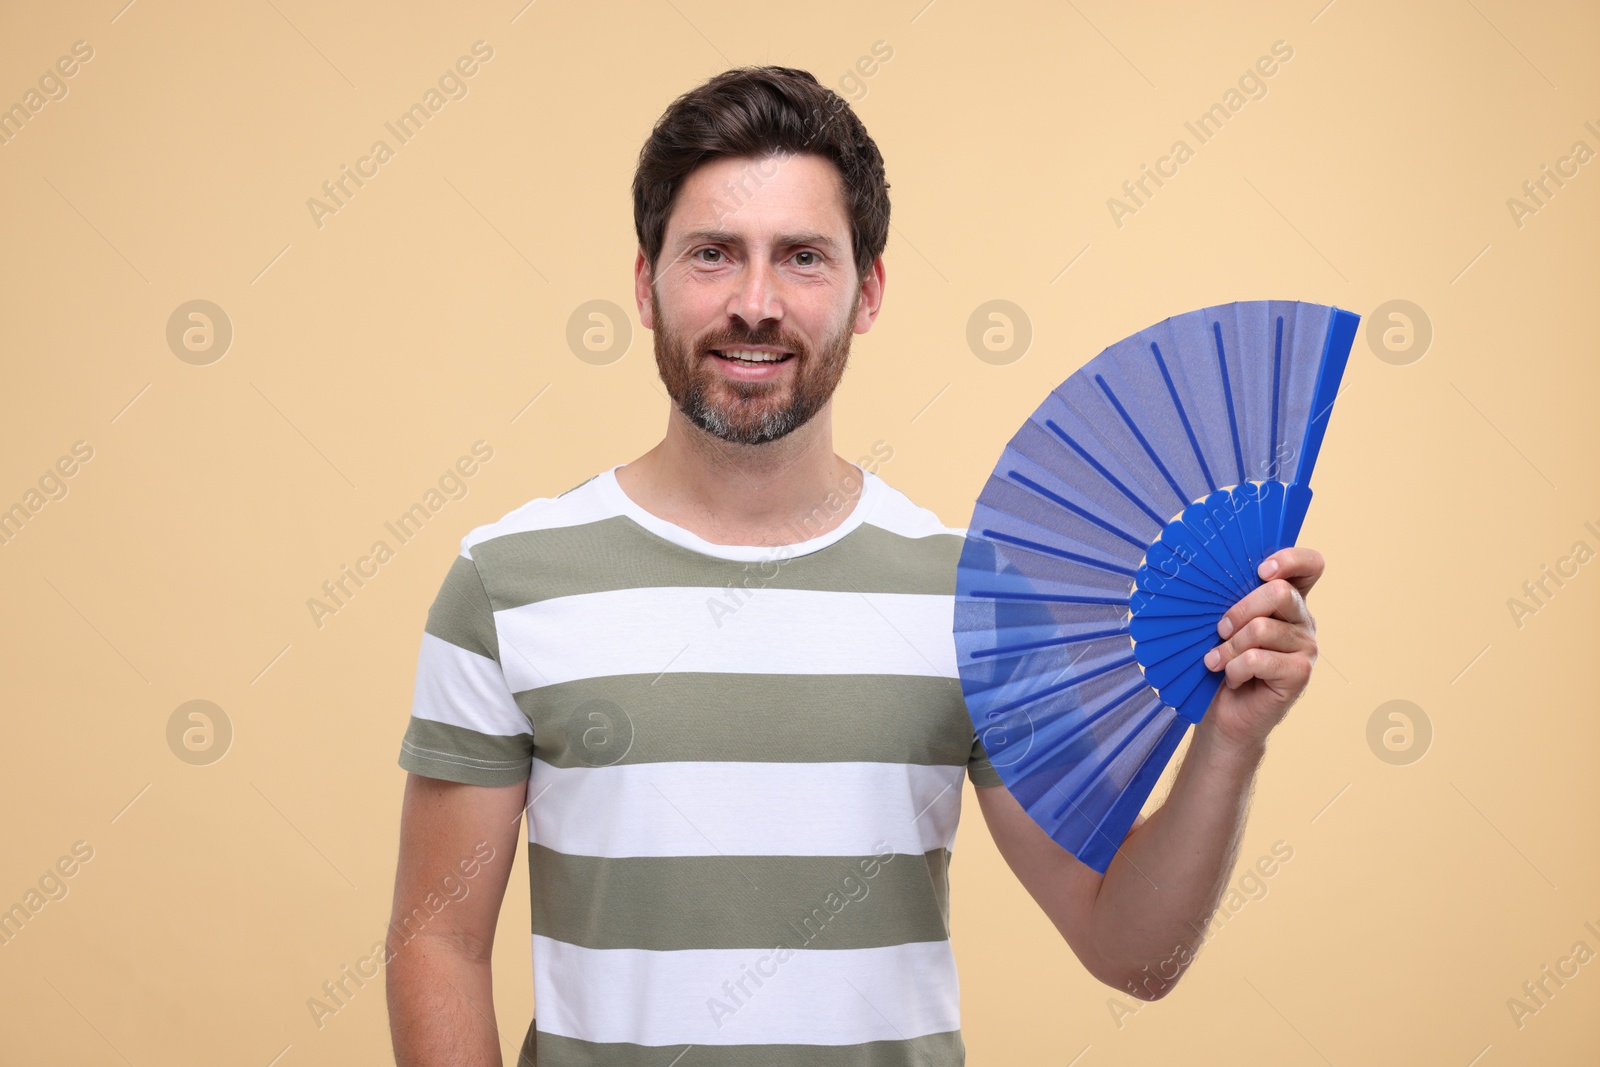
[{"xmin": 677, "ymin": 228, "xmax": 841, "ymax": 253}]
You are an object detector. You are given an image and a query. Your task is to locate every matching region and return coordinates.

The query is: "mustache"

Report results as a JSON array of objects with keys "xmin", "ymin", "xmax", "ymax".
[{"xmin": 699, "ymin": 329, "xmax": 803, "ymax": 353}]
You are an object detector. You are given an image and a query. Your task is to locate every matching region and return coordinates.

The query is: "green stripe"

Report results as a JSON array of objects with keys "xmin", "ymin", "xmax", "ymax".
[
  {"xmin": 529, "ymin": 844, "xmax": 952, "ymax": 952},
  {"xmin": 521, "ymin": 1024, "xmax": 965, "ymax": 1066},
  {"xmin": 968, "ymin": 748, "xmax": 1001, "ymax": 787},
  {"xmin": 515, "ymin": 673, "xmax": 979, "ymax": 770},
  {"xmin": 424, "ymin": 553, "xmax": 500, "ymax": 660},
  {"xmin": 471, "ymin": 517, "xmax": 962, "ymax": 609},
  {"xmin": 398, "ymin": 717, "xmax": 530, "ymax": 786}
]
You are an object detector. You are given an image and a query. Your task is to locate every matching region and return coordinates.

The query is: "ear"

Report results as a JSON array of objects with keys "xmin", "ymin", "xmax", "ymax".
[
  {"xmin": 852, "ymin": 255, "xmax": 886, "ymax": 335},
  {"xmin": 634, "ymin": 249, "xmax": 655, "ymax": 329}
]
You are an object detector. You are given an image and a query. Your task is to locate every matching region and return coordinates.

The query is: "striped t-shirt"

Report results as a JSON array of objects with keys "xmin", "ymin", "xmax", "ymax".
[{"xmin": 397, "ymin": 461, "xmax": 1003, "ymax": 1066}]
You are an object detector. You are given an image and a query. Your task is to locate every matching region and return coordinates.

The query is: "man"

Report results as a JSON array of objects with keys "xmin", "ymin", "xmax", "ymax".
[{"xmin": 386, "ymin": 66, "xmax": 1323, "ymax": 1065}]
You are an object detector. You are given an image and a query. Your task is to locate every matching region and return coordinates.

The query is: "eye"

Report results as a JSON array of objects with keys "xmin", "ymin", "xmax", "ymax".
[
  {"xmin": 694, "ymin": 247, "xmax": 725, "ymax": 264},
  {"xmin": 793, "ymin": 250, "xmax": 821, "ymax": 267}
]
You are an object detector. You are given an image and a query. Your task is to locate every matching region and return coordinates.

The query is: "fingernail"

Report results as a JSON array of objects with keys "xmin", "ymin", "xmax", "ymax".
[
  {"xmin": 1217, "ymin": 616, "xmax": 1234, "ymax": 639},
  {"xmin": 1204, "ymin": 648, "xmax": 1221, "ymax": 670},
  {"xmin": 1260, "ymin": 559, "xmax": 1278, "ymax": 578}
]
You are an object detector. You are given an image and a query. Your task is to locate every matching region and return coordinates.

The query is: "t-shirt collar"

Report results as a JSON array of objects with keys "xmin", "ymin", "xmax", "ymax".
[{"xmin": 596, "ymin": 463, "xmax": 879, "ymax": 562}]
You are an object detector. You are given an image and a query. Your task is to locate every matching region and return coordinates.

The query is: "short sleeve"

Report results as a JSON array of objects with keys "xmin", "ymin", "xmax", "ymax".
[
  {"xmin": 966, "ymin": 729, "xmax": 1003, "ymax": 788},
  {"xmin": 398, "ymin": 552, "xmax": 533, "ymax": 786}
]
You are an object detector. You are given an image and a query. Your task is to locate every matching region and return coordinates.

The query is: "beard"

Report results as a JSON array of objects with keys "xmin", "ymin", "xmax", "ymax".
[{"xmin": 651, "ymin": 286, "xmax": 858, "ymax": 446}]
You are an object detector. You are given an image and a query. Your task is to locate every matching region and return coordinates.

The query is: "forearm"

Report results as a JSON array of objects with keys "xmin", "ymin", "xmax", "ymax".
[
  {"xmin": 1086, "ymin": 716, "xmax": 1266, "ymax": 997},
  {"xmin": 388, "ymin": 938, "xmax": 504, "ymax": 1066}
]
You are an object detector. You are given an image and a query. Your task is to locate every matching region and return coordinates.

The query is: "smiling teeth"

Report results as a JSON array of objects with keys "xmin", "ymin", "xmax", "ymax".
[{"xmin": 719, "ymin": 350, "xmax": 787, "ymax": 363}]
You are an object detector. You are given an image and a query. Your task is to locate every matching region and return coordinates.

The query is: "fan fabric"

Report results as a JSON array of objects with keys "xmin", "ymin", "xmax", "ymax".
[{"xmin": 954, "ymin": 300, "xmax": 1359, "ymax": 873}]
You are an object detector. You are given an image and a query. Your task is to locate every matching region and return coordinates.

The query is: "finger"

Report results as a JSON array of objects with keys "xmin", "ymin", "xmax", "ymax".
[
  {"xmin": 1257, "ymin": 546, "xmax": 1324, "ymax": 598},
  {"xmin": 1220, "ymin": 646, "xmax": 1314, "ymax": 693},
  {"xmin": 1218, "ymin": 577, "xmax": 1310, "ymax": 638},
  {"xmin": 1204, "ymin": 616, "xmax": 1314, "ymax": 672}
]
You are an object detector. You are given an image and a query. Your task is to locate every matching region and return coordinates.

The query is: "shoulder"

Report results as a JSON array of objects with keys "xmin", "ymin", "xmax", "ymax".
[
  {"xmin": 861, "ymin": 470, "xmax": 967, "ymax": 542},
  {"xmin": 457, "ymin": 469, "xmax": 618, "ymax": 559},
  {"xmin": 850, "ymin": 471, "xmax": 969, "ymax": 586}
]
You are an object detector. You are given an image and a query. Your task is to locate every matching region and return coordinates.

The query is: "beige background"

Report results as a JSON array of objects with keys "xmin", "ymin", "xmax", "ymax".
[{"xmin": 2, "ymin": 0, "xmax": 1596, "ymax": 1063}]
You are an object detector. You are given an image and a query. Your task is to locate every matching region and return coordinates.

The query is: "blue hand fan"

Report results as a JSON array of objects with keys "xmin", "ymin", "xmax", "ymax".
[{"xmin": 955, "ymin": 300, "xmax": 1358, "ymax": 873}]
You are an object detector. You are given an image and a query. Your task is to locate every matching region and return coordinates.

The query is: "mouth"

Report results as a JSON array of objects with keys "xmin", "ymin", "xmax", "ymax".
[{"xmin": 709, "ymin": 348, "xmax": 795, "ymax": 366}]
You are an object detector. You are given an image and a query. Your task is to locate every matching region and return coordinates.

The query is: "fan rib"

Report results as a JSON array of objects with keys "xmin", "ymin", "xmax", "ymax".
[
  {"xmin": 1130, "ymin": 588, "xmax": 1225, "ymax": 617},
  {"xmin": 1042, "ymin": 419, "xmax": 1167, "ymax": 528},
  {"xmin": 966, "ymin": 626, "xmax": 1130, "ymax": 661},
  {"xmin": 1132, "ymin": 572, "xmax": 1228, "ymax": 604},
  {"xmin": 1157, "ymin": 652, "xmax": 1219, "ymax": 712},
  {"xmin": 967, "ymin": 589, "xmax": 1128, "ymax": 606},
  {"xmin": 1006, "ymin": 470, "xmax": 1148, "ymax": 551},
  {"xmin": 1137, "ymin": 629, "xmax": 1218, "ymax": 679},
  {"xmin": 1174, "ymin": 672, "xmax": 1224, "ymax": 725},
  {"xmin": 1047, "ymin": 702, "xmax": 1166, "ymax": 823},
  {"xmin": 1141, "ymin": 631, "xmax": 1218, "ymax": 690},
  {"xmin": 1022, "ymin": 679, "xmax": 1150, "ymax": 779},
  {"xmin": 982, "ymin": 653, "xmax": 1139, "ymax": 718},
  {"xmin": 1294, "ymin": 310, "xmax": 1359, "ymax": 487},
  {"xmin": 1130, "ymin": 615, "xmax": 1219, "ymax": 652},
  {"xmin": 1269, "ymin": 315, "xmax": 1284, "ymax": 480},
  {"xmin": 1149, "ymin": 342, "xmax": 1217, "ymax": 494},
  {"xmin": 1211, "ymin": 322, "xmax": 1247, "ymax": 484},
  {"xmin": 1081, "ymin": 717, "xmax": 1190, "ymax": 871},
  {"xmin": 1135, "ymin": 577, "xmax": 1231, "ymax": 611},
  {"xmin": 1093, "ymin": 374, "xmax": 1190, "ymax": 510},
  {"xmin": 1144, "ymin": 541, "xmax": 1237, "ymax": 600},
  {"xmin": 1129, "ymin": 612, "xmax": 1217, "ymax": 643},
  {"xmin": 981, "ymin": 529, "xmax": 1137, "ymax": 579},
  {"xmin": 1129, "ymin": 615, "xmax": 1219, "ymax": 644}
]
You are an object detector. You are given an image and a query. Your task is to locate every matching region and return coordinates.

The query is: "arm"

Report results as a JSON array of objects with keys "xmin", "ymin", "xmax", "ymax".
[
  {"xmin": 387, "ymin": 773, "xmax": 528, "ymax": 1066},
  {"xmin": 976, "ymin": 546, "xmax": 1323, "ymax": 1000}
]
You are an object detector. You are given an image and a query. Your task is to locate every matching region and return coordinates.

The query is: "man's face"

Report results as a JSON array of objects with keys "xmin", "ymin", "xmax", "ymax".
[{"xmin": 639, "ymin": 152, "xmax": 878, "ymax": 446}]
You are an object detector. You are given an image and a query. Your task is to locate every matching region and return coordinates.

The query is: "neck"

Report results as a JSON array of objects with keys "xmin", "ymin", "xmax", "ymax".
[{"xmin": 614, "ymin": 402, "xmax": 864, "ymax": 547}]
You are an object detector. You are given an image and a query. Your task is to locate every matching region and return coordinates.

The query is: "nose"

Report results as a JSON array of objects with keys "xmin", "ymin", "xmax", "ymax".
[{"xmin": 726, "ymin": 255, "xmax": 781, "ymax": 332}]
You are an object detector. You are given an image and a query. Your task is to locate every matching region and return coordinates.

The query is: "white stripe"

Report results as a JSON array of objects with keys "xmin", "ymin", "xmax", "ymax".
[
  {"xmin": 410, "ymin": 631, "xmax": 530, "ymax": 737},
  {"xmin": 497, "ymin": 586, "xmax": 957, "ymax": 692},
  {"xmin": 865, "ymin": 480, "xmax": 963, "ymax": 540},
  {"xmin": 532, "ymin": 935, "xmax": 960, "ymax": 1046},
  {"xmin": 460, "ymin": 473, "xmax": 615, "ymax": 554},
  {"xmin": 526, "ymin": 760, "xmax": 964, "ymax": 857}
]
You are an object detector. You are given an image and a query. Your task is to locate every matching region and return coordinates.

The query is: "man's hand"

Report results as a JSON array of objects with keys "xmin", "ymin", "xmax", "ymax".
[{"xmin": 1199, "ymin": 546, "xmax": 1324, "ymax": 756}]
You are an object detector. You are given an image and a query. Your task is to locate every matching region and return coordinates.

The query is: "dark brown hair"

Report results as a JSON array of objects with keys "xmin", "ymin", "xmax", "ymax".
[{"xmin": 632, "ymin": 65, "xmax": 890, "ymax": 284}]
